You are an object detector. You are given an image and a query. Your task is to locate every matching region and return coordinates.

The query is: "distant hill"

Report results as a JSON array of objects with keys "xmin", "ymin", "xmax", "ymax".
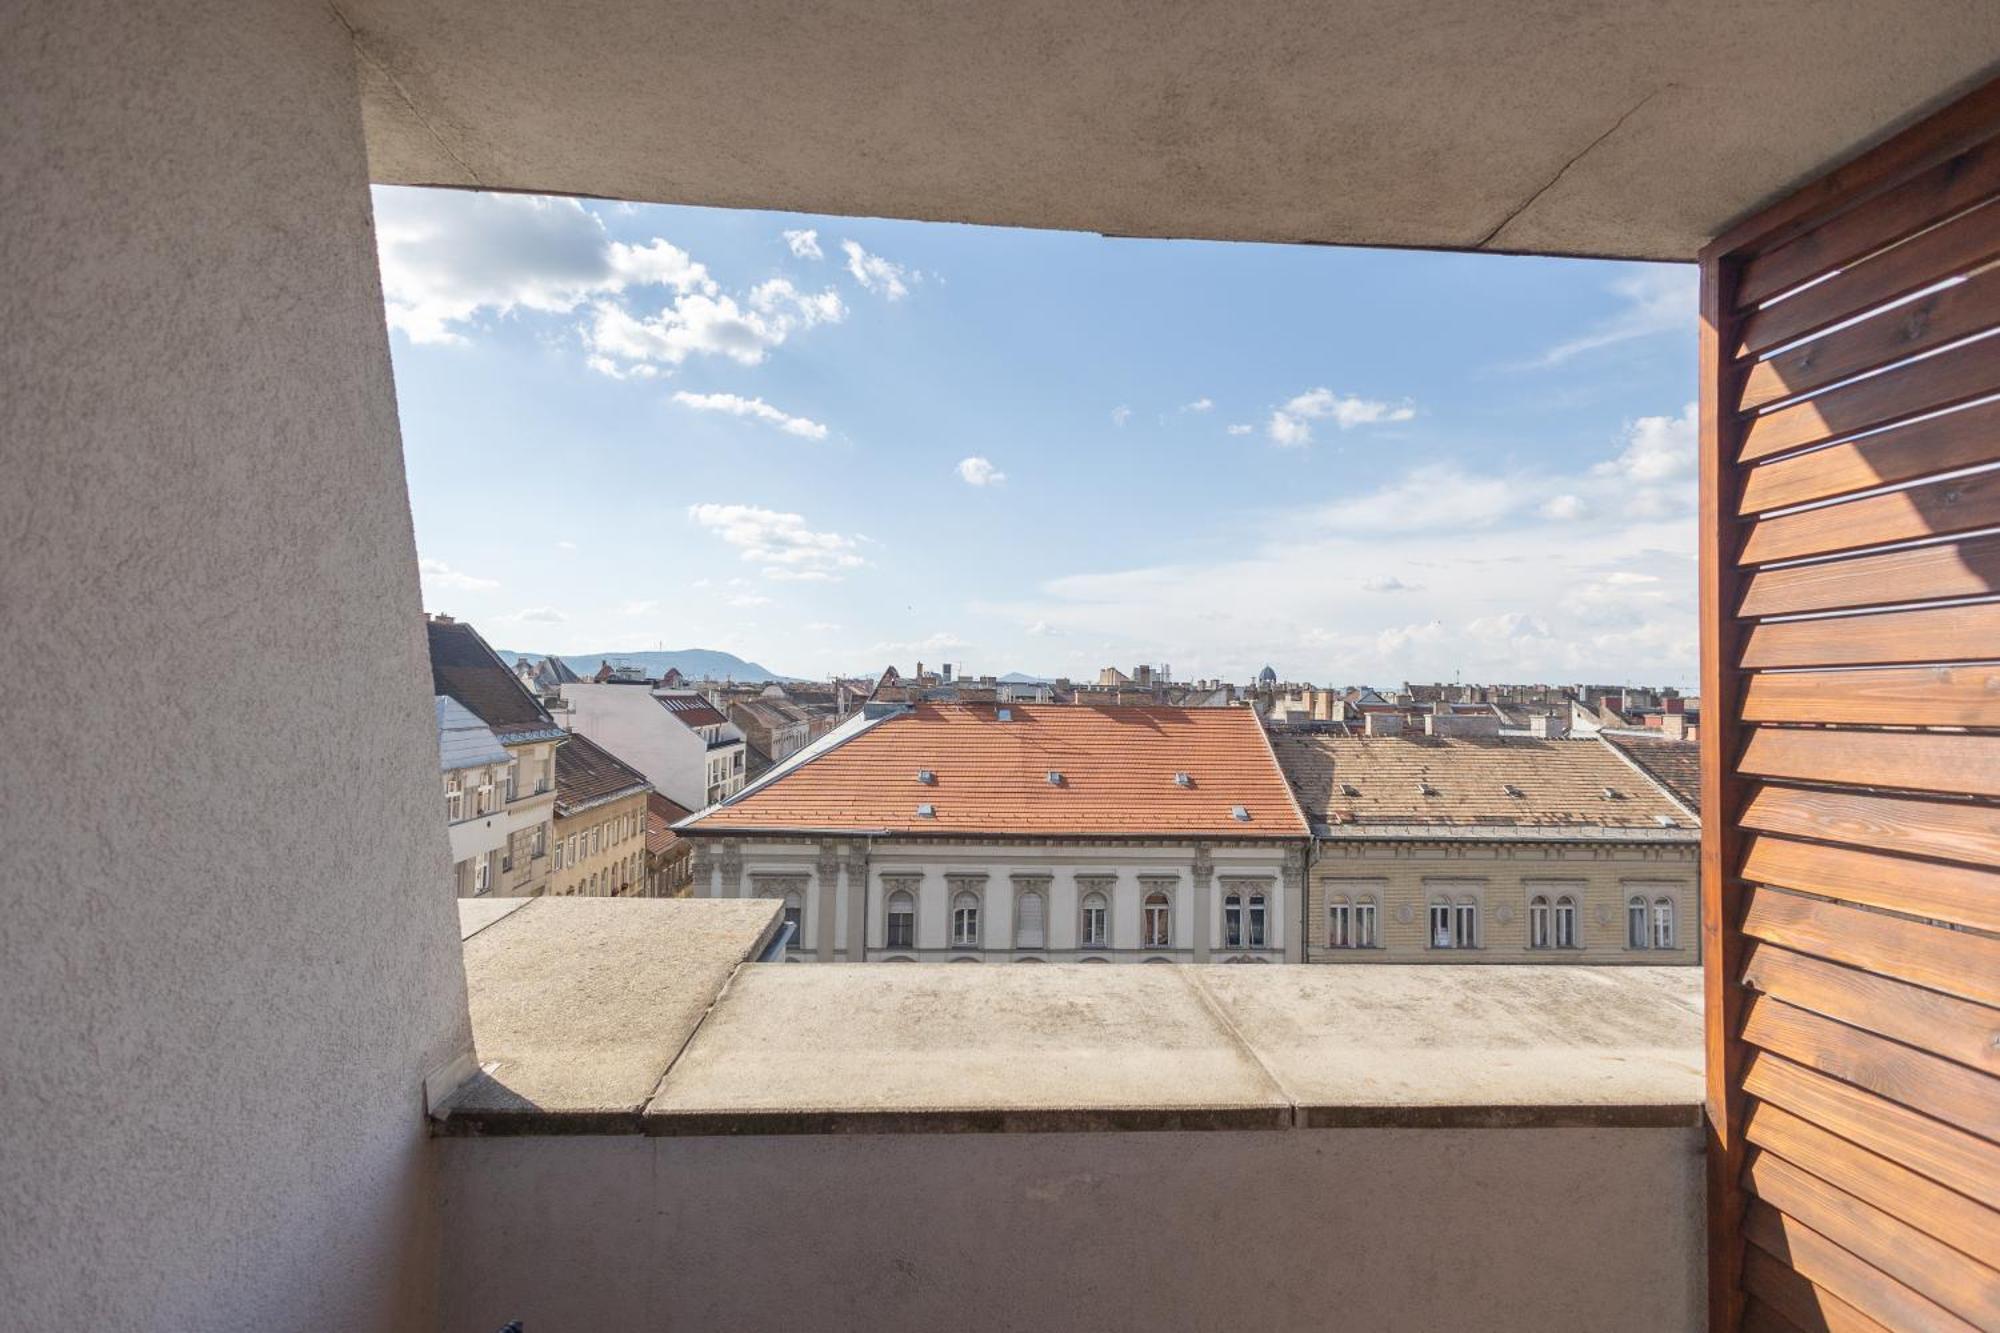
[
  {"xmin": 998, "ymin": 671, "xmax": 1055, "ymax": 684},
  {"xmin": 499, "ymin": 648, "xmax": 794, "ymax": 683}
]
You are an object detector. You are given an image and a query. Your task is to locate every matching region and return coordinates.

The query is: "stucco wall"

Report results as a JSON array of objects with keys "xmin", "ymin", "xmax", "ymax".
[
  {"xmin": 439, "ymin": 1127, "xmax": 1704, "ymax": 1331},
  {"xmin": 1, "ymin": 2, "xmax": 470, "ymax": 1327}
]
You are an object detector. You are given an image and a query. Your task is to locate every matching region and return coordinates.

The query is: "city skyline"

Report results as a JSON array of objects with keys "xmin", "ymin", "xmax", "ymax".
[{"xmin": 383, "ymin": 187, "xmax": 1700, "ymax": 687}]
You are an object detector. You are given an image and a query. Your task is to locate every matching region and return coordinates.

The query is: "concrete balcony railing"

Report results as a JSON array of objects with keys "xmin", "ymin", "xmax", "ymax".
[{"xmin": 437, "ymin": 899, "xmax": 1705, "ymax": 1332}]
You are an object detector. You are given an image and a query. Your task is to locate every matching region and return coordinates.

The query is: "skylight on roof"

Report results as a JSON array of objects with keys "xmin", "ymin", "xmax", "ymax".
[
  {"xmin": 1504, "ymin": 783, "xmax": 1525, "ymax": 798},
  {"xmin": 1046, "ymin": 770, "xmax": 1063, "ymax": 786},
  {"xmin": 1230, "ymin": 805, "xmax": 1250, "ymax": 822},
  {"xmin": 916, "ymin": 802, "xmax": 936, "ymax": 818},
  {"xmin": 1174, "ymin": 771, "xmax": 1193, "ymax": 787},
  {"xmin": 917, "ymin": 769, "xmax": 936, "ymax": 784}
]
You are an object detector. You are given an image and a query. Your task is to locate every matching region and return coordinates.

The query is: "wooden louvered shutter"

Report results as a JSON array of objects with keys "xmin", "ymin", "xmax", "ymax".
[{"xmin": 1700, "ymin": 78, "xmax": 2000, "ymax": 1332}]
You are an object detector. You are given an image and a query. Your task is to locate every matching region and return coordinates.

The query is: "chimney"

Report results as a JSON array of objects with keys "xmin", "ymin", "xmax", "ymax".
[
  {"xmin": 1364, "ymin": 713, "xmax": 1404, "ymax": 737},
  {"xmin": 1528, "ymin": 713, "xmax": 1570, "ymax": 739},
  {"xmin": 1425, "ymin": 713, "xmax": 1500, "ymax": 738},
  {"xmin": 1660, "ymin": 713, "xmax": 1689, "ymax": 740}
]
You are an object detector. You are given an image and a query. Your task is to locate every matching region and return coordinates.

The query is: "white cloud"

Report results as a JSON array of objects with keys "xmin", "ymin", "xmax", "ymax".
[
  {"xmin": 1183, "ymin": 397, "xmax": 1214, "ymax": 413},
  {"xmin": 957, "ymin": 456, "xmax": 1006, "ymax": 487},
  {"xmin": 1532, "ymin": 266, "xmax": 1695, "ymax": 367},
  {"xmin": 417, "ymin": 558, "xmax": 499, "ymax": 592},
  {"xmin": 1026, "ymin": 620, "xmax": 1061, "ymax": 637},
  {"xmin": 872, "ymin": 631, "xmax": 971, "ymax": 656},
  {"xmin": 728, "ymin": 593, "xmax": 774, "ymax": 608},
  {"xmin": 555, "ymin": 540, "xmax": 578, "ymax": 552},
  {"xmin": 1111, "ymin": 406, "xmax": 1133, "ymax": 428},
  {"xmin": 1540, "ymin": 494, "xmax": 1588, "ymax": 520},
  {"xmin": 619, "ymin": 599, "xmax": 659, "ymax": 615},
  {"xmin": 1226, "ymin": 423, "xmax": 1253, "ymax": 436},
  {"xmin": 1318, "ymin": 464, "xmax": 1524, "ymax": 534},
  {"xmin": 1593, "ymin": 402, "xmax": 1697, "ymax": 485},
  {"xmin": 687, "ymin": 503, "xmax": 866, "ymax": 582},
  {"xmin": 585, "ymin": 278, "xmax": 844, "ymax": 373},
  {"xmin": 840, "ymin": 240, "xmax": 912, "ymax": 300},
  {"xmin": 1602, "ymin": 571, "xmax": 1660, "ymax": 586},
  {"xmin": 373, "ymin": 190, "xmax": 711, "ymax": 345},
  {"xmin": 510, "ymin": 607, "xmax": 567, "ymax": 623},
  {"xmin": 783, "ymin": 228, "xmax": 824, "ymax": 260},
  {"xmin": 1361, "ymin": 575, "xmax": 1423, "ymax": 592},
  {"xmin": 807, "ymin": 621, "xmax": 842, "ymax": 632},
  {"xmin": 1268, "ymin": 388, "xmax": 1417, "ymax": 448},
  {"xmin": 672, "ymin": 391, "xmax": 829, "ymax": 440}
]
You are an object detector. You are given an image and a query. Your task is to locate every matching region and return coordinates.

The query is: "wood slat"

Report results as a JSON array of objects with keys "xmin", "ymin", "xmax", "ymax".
[
  {"xmin": 1740, "ymin": 782, "xmax": 2000, "ymax": 868},
  {"xmin": 1739, "ymin": 469, "xmax": 2000, "ymax": 565},
  {"xmin": 1744, "ymin": 1200, "xmax": 1978, "ymax": 1333},
  {"xmin": 1741, "ymin": 994, "xmax": 2000, "ymax": 1140},
  {"xmin": 1735, "ymin": 200, "xmax": 2000, "ymax": 360},
  {"xmin": 1739, "ymin": 397, "xmax": 2000, "ymax": 515},
  {"xmin": 1744, "ymin": 1149, "xmax": 2000, "ymax": 1327},
  {"xmin": 1741, "ymin": 832, "xmax": 2000, "ymax": 932},
  {"xmin": 1742, "ymin": 941, "xmax": 2000, "ymax": 1073},
  {"xmin": 1746, "ymin": 1100, "xmax": 2000, "ymax": 1269},
  {"xmin": 1740, "ymin": 264, "xmax": 2000, "ymax": 413},
  {"xmin": 1739, "ymin": 666, "xmax": 2000, "ymax": 729},
  {"xmin": 1738, "ymin": 135, "xmax": 2000, "ymax": 309},
  {"xmin": 1740, "ymin": 332, "xmax": 2000, "ymax": 462},
  {"xmin": 1744, "ymin": 1245, "xmax": 1890, "ymax": 1333},
  {"xmin": 1745, "ymin": 1050, "xmax": 2000, "ymax": 1210},
  {"xmin": 1738, "ymin": 602, "xmax": 2000, "ymax": 668},
  {"xmin": 1739, "ymin": 530, "xmax": 2000, "ymax": 615},
  {"xmin": 1738, "ymin": 729, "xmax": 2000, "ymax": 799},
  {"xmin": 1743, "ymin": 886, "xmax": 2000, "ymax": 1008},
  {"xmin": 1741, "ymin": 1297, "xmax": 1808, "ymax": 1333}
]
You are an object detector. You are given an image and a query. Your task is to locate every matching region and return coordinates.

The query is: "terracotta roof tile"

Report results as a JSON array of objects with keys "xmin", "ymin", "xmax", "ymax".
[
  {"xmin": 646, "ymin": 791, "xmax": 695, "ymax": 855},
  {"xmin": 1271, "ymin": 734, "xmax": 1691, "ymax": 830},
  {"xmin": 688, "ymin": 703, "xmax": 1306, "ymax": 838},
  {"xmin": 656, "ymin": 693, "xmax": 729, "ymax": 728}
]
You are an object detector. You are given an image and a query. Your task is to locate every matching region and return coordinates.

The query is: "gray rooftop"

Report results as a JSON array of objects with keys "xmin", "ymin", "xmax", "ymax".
[
  {"xmin": 435, "ymin": 694, "xmax": 513, "ymax": 773},
  {"xmin": 441, "ymin": 900, "xmax": 1703, "ymax": 1137}
]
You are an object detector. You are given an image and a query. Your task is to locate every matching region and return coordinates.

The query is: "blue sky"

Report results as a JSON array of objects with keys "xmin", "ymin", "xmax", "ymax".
[{"xmin": 379, "ymin": 186, "xmax": 1698, "ymax": 687}]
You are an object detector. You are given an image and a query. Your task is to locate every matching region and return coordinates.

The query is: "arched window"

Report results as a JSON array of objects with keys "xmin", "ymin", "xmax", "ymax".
[
  {"xmin": 1328, "ymin": 898, "xmax": 1352, "ymax": 949},
  {"xmin": 1555, "ymin": 895, "xmax": 1578, "ymax": 949},
  {"xmin": 1081, "ymin": 892, "xmax": 1108, "ymax": 949},
  {"xmin": 951, "ymin": 891, "xmax": 981, "ymax": 949},
  {"xmin": 1143, "ymin": 891, "xmax": 1171, "ymax": 948},
  {"xmin": 1224, "ymin": 892, "xmax": 1243, "ymax": 948},
  {"xmin": 1528, "ymin": 895, "xmax": 1552, "ymax": 949},
  {"xmin": 1016, "ymin": 890, "xmax": 1047, "ymax": 949},
  {"xmin": 1355, "ymin": 895, "xmax": 1378, "ymax": 948},
  {"xmin": 1455, "ymin": 898, "xmax": 1477, "ymax": 948},
  {"xmin": 1628, "ymin": 896, "xmax": 1649, "ymax": 949},
  {"xmin": 1431, "ymin": 897, "xmax": 1477, "ymax": 949},
  {"xmin": 1247, "ymin": 893, "xmax": 1268, "ymax": 949},
  {"xmin": 1429, "ymin": 898, "xmax": 1453, "ymax": 948},
  {"xmin": 1653, "ymin": 897, "xmax": 1676, "ymax": 949},
  {"xmin": 782, "ymin": 891, "xmax": 803, "ymax": 951},
  {"xmin": 886, "ymin": 889, "xmax": 915, "ymax": 949}
]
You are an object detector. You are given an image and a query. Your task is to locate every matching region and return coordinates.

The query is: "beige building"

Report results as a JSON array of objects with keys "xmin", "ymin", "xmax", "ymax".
[
  {"xmin": 429, "ymin": 616, "xmax": 563, "ymax": 898},
  {"xmin": 549, "ymin": 732, "xmax": 652, "ymax": 897},
  {"xmin": 1272, "ymin": 734, "xmax": 1699, "ymax": 964}
]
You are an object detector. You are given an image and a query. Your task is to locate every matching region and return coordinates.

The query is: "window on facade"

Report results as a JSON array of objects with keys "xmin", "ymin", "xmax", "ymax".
[
  {"xmin": 1431, "ymin": 898, "xmax": 1477, "ymax": 948},
  {"xmin": 1628, "ymin": 896, "xmax": 1649, "ymax": 949},
  {"xmin": 1016, "ymin": 890, "xmax": 1046, "ymax": 949},
  {"xmin": 951, "ymin": 891, "xmax": 980, "ymax": 949},
  {"xmin": 533, "ymin": 823, "xmax": 547, "ymax": 858},
  {"xmin": 1081, "ymin": 892, "xmax": 1108, "ymax": 948},
  {"xmin": 1224, "ymin": 893, "xmax": 1243, "ymax": 948},
  {"xmin": 1653, "ymin": 897, "xmax": 1675, "ymax": 949},
  {"xmin": 1356, "ymin": 897, "xmax": 1378, "ymax": 948},
  {"xmin": 475, "ymin": 769, "xmax": 494, "ymax": 816},
  {"xmin": 504, "ymin": 760, "xmax": 518, "ymax": 803},
  {"xmin": 1528, "ymin": 895, "xmax": 1551, "ymax": 949},
  {"xmin": 444, "ymin": 774, "xmax": 463, "ymax": 822},
  {"xmin": 886, "ymin": 890, "xmax": 915, "ymax": 949},
  {"xmin": 1142, "ymin": 891, "xmax": 1170, "ymax": 949},
  {"xmin": 552, "ymin": 842, "xmax": 564, "ymax": 870},
  {"xmin": 472, "ymin": 852, "xmax": 491, "ymax": 896},
  {"xmin": 1247, "ymin": 893, "xmax": 1267, "ymax": 949},
  {"xmin": 1329, "ymin": 898, "xmax": 1353, "ymax": 948},
  {"xmin": 782, "ymin": 891, "xmax": 803, "ymax": 950},
  {"xmin": 1555, "ymin": 895, "xmax": 1578, "ymax": 949}
]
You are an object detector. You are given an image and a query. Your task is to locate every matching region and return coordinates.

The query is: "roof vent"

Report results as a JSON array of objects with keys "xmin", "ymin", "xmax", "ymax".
[
  {"xmin": 996, "ymin": 707, "xmax": 1013, "ymax": 721},
  {"xmin": 1046, "ymin": 770, "xmax": 1064, "ymax": 786},
  {"xmin": 1417, "ymin": 781, "xmax": 1438, "ymax": 797},
  {"xmin": 1602, "ymin": 786, "xmax": 1625, "ymax": 800},
  {"xmin": 1230, "ymin": 805, "xmax": 1250, "ymax": 822},
  {"xmin": 1174, "ymin": 771, "xmax": 1194, "ymax": 788},
  {"xmin": 915, "ymin": 803, "xmax": 936, "ymax": 818},
  {"xmin": 1503, "ymin": 784, "xmax": 1525, "ymax": 798},
  {"xmin": 1339, "ymin": 782, "xmax": 1360, "ymax": 797},
  {"xmin": 1655, "ymin": 814, "xmax": 1678, "ymax": 827},
  {"xmin": 917, "ymin": 769, "xmax": 936, "ymax": 785}
]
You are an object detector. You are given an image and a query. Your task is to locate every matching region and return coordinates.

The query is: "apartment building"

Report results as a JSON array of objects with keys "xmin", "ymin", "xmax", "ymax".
[
  {"xmin": 427, "ymin": 615, "xmax": 563, "ymax": 897},
  {"xmin": 548, "ymin": 733, "xmax": 652, "ymax": 897},
  {"xmin": 436, "ymin": 696, "xmax": 515, "ymax": 898},
  {"xmin": 644, "ymin": 792, "xmax": 697, "ymax": 897},
  {"xmin": 561, "ymin": 681, "xmax": 748, "ymax": 809},
  {"xmin": 678, "ymin": 702, "xmax": 1311, "ymax": 962},
  {"xmin": 728, "ymin": 696, "xmax": 813, "ymax": 768},
  {"xmin": 1272, "ymin": 733, "xmax": 1699, "ymax": 964}
]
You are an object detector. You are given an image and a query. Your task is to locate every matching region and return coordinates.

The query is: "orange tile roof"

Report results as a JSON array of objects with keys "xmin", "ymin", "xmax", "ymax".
[{"xmin": 686, "ymin": 703, "xmax": 1307, "ymax": 839}]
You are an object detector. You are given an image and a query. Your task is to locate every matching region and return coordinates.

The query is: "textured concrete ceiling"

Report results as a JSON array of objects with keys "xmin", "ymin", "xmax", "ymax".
[{"xmin": 347, "ymin": 1, "xmax": 2000, "ymax": 260}]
